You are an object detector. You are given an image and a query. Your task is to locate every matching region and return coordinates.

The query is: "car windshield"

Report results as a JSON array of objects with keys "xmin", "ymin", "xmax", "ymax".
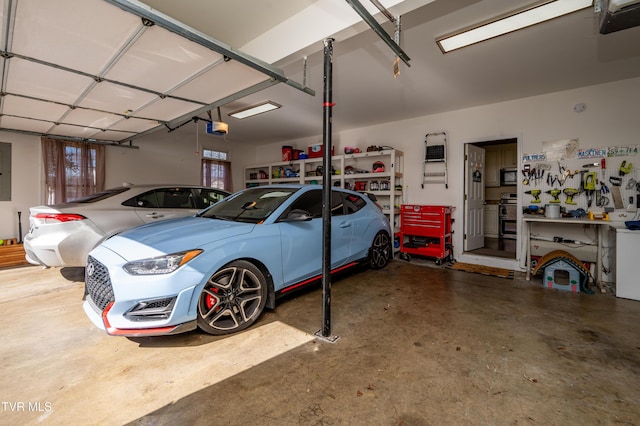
[
  {"xmin": 68, "ymin": 187, "xmax": 131, "ymax": 203},
  {"xmin": 199, "ymin": 187, "xmax": 298, "ymax": 223}
]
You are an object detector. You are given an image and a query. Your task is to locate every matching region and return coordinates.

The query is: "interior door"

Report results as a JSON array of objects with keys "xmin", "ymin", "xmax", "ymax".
[{"xmin": 464, "ymin": 144, "xmax": 486, "ymax": 251}]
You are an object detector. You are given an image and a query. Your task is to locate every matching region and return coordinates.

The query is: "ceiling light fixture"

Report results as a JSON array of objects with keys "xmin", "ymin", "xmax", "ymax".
[
  {"xmin": 228, "ymin": 101, "xmax": 281, "ymax": 119},
  {"xmin": 436, "ymin": 0, "xmax": 593, "ymax": 53}
]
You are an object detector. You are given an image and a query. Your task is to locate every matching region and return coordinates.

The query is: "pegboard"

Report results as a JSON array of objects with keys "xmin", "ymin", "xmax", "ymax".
[{"xmin": 521, "ymin": 156, "xmax": 638, "ymax": 213}]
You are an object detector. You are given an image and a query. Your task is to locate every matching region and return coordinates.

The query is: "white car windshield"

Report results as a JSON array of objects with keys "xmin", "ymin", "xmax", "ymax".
[{"xmin": 199, "ymin": 187, "xmax": 298, "ymax": 223}]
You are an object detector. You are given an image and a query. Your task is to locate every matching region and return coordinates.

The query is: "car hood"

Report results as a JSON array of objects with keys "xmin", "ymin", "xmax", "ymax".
[{"xmin": 100, "ymin": 217, "xmax": 255, "ymax": 260}]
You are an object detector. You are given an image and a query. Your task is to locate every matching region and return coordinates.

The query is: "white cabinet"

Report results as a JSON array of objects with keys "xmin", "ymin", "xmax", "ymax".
[
  {"xmin": 615, "ymin": 228, "xmax": 640, "ymax": 301},
  {"xmin": 244, "ymin": 149, "xmax": 404, "ymax": 233},
  {"xmin": 485, "ymin": 149, "xmax": 500, "ymax": 187},
  {"xmin": 484, "ymin": 144, "xmax": 517, "ymax": 187},
  {"xmin": 484, "ymin": 204, "xmax": 499, "ymax": 238},
  {"xmin": 501, "ymin": 144, "xmax": 517, "ymax": 168}
]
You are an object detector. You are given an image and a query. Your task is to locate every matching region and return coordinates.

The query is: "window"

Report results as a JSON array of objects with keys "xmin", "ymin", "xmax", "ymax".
[
  {"xmin": 122, "ymin": 188, "xmax": 196, "ymax": 209},
  {"xmin": 343, "ymin": 193, "xmax": 367, "ymax": 214},
  {"xmin": 156, "ymin": 188, "xmax": 195, "ymax": 209},
  {"xmin": 202, "ymin": 149, "xmax": 231, "ymax": 191},
  {"xmin": 284, "ymin": 189, "xmax": 347, "ymax": 219},
  {"xmin": 201, "ymin": 187, "xmax": 297, "ymax": 223},
  {"xmin": 287, "ymin": 190, "xmax": 323, "ymax": 218},
  {"xmin": 193, "ymin": 188, "xmax": 228, "ymax": 209},
  {"xmin": 74, "ymin": 187, "xmax": 131, "ymax": 203},
  {"xmin": 42, "ymin": 138, "xmax": 105, "ymax": 204},
  {"xmin": 203, "ymin": 149, "xmax": 227, "ymax": 160},
  {"xmin": 123, "ymin": 190, "xmax": 160, "ymax": 208}
]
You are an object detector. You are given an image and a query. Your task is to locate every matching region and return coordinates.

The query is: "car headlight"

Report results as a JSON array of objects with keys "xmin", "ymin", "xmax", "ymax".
[{"xmin": 123, "ymin": 250, "xmax": 203, "ymax": 275}]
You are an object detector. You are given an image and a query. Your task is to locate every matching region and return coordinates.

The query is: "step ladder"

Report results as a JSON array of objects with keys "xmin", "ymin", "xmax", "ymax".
[{"xmin": 422, "ymin": 132, "xmax": 448, "ymax": 189}]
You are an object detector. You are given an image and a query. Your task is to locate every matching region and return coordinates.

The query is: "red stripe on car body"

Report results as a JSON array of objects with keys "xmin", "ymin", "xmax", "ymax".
[{"xmin": 280, "ymin": 262, "xmax": 358, "ymax": 294}]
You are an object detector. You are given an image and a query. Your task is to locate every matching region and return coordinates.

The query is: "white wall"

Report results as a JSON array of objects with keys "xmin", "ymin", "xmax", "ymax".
[
  {"xmin": 104, "ymin": 125, "xmax": 249, "ymax": 189},
  {"xmin": 244, "ymin": 77, "xmax": 640, "ymax": 268},
  {"xmin": 0, "ymin": 125, "xmax": 250, "ymax": 240},
  {"xmin": 0, "ymin": 132, "xmax": 41, "ymax": 241},
  {"xmin": 251, "ymin": 77, "xmax": 640, "ymax": 199},
  {"xmin": 4, "ymin": 77, "xmax": 639, "ymax": 255}
]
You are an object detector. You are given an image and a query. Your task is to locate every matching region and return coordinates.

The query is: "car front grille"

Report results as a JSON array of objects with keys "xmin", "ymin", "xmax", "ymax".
[{"xmin": 85, "ymin": 256, "xmax": 114, "ymax": 311}]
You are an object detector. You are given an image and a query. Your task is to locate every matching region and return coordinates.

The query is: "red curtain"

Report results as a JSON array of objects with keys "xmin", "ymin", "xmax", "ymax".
[
  {"xmin": 42, "ymin": 138, "xmax": 105, "ymax": 204},
  {"xmin": 202, "ymin": 159, "xmax": 232, "ymax": 191}
]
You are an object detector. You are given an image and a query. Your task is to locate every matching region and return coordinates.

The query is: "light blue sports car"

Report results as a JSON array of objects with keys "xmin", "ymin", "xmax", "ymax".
[{"xmin": 83, "ymin": 185, "xmax": 392, "ymax": 336}]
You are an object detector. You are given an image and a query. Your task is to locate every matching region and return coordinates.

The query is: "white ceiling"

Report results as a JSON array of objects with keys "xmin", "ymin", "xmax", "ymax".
[{"xmin": 2, "ymin": 0, "xmax": 640, "ymax": 146}]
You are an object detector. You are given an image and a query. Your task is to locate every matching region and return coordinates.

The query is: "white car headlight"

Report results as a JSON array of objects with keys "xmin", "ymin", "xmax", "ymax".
[{"xmin": 123, "ymin": 250, "xmax": 203, "ymax": 275}]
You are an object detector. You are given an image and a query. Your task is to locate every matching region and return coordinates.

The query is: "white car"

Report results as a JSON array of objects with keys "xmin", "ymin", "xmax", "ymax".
[{"xmin": 24, "ymin": 184, "xmax": 230, "ymax": 268}]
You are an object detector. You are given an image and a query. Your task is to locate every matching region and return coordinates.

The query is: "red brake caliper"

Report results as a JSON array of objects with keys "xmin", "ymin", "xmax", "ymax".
[{"xmin": 206, "ymin": 288, "xmax": 220, "ymax": 311}]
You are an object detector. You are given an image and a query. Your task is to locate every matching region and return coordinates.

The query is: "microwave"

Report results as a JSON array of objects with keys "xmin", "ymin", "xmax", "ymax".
[{"xmin": 500, "ymin": 168, "xmax": 518, "ymax": 186}]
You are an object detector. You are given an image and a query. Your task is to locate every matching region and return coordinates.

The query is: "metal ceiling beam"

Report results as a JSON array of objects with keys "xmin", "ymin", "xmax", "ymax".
[
  {"xmin": 0, "ymin": 0, "xmax": 17, "ymax": 120},
  {"xmin": 119, "ymin": 78, "xmax": 281, "ymax": 144},
  {"xmin": 0, "ymin": 91, "xmax": 162, "ymax": 124},
  {"xmin": 0, "ymin": 50, "xmax": 208, "ymax": 106},
  {"xmin": 369, "ymin": 0, "xmax": 396, "ymax": 22},
  {"xmin": 104, "ymin": 0, "xmax": 315, "ymax": 96},
  {"xmin": 344, "ymin": 0, "xmax": 411, "ymax": 66},
  {"xmin": 0, "ymin": 125, "xmax": 140, "ymax": 148}
]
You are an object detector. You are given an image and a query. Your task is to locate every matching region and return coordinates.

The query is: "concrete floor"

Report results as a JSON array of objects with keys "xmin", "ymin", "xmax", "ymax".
[{"xmin": 1, "ymin": 260, "xmax": 639, "ymax": 425}]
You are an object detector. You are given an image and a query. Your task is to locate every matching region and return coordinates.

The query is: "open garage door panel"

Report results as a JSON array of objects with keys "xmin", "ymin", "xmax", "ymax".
[{"xmin": 0, "ymin": 0, "xmax": 311, "ymax": 145}]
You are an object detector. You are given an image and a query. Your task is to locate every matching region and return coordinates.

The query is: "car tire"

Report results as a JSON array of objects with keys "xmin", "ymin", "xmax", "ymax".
[
  {"xmin": 369, "ymin": 231, "xmax": 391, "ymax": 270},
  {"xmin": 197, "ymin": 260, "xmax": 268, "ymax": 335}
]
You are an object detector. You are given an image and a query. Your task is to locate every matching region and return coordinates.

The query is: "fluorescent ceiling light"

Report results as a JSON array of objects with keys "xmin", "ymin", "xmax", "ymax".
[
  {"xmin": 228, "ymin": 101, "xmax": 281, "ymax": 119},
  {"xmin": 436, "ymin": 0, "xmax": 593, "ymax": 53}
]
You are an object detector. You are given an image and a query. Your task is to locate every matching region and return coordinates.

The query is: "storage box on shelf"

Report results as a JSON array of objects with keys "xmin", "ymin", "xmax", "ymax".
[
  {"xmin": 301, "ymin": 156, "xmax": 343, "ymax": 185},
  {"xmin": 244, "ymin": 161, "xmax": 300, "ymax": 188},
  {"xmin": 398, "ymin": 204, "xmax": 454, "ymax": 265}
]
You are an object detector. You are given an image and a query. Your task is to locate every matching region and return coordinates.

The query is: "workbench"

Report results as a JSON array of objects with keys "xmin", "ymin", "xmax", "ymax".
[{"xmin": 523, "ymin": 215, "xmax": 626, "ymax": 292}]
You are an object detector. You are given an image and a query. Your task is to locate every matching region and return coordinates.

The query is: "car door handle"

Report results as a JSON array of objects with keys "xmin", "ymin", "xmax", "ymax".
[
  {"xmin": 146, "ymin": 213, "xmax": 164, "ymax": 218},
  {"xmin": 339, "ymin": 221, "xmax": 351, "ymax": 228}
]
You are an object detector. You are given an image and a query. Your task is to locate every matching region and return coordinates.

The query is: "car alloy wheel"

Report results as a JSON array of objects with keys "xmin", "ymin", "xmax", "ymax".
[
  {"xmin": 369, "ymin": 231, "xmax": 391, "ymax": 270},
  {"xmin": 197, "ymin": 260, "xmax": 267, "ymax": 335}
]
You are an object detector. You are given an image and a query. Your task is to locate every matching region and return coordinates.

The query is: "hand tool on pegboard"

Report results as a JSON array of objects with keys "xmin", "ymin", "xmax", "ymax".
[
  {"xmin": 546, "ymin": 189, "xmax": 561, "ymax": 203},
  {"xmin": 525, "ymin": 189, "xmax": 541, "ymax": 203},
  {"xmin": 619, "ymin": 160, "xmax": 633, "ymax": 176},
  {"xmin": 583, "ymin": 172, "xmax": 597, "ymax": 208},
  {"xmin": 597, "ymin": 184, "xmax": 610, "ymax": 207},
  {"xmin": 608, "ymin": 177, "xmax": 624, "ymax": 208},
  {"xmin": 564, "ymin": 188, "xmax": 579, "ymax": 205}
]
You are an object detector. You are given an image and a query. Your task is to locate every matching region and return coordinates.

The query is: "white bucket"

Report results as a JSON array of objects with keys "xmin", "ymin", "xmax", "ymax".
[{"xmin": 545, "ymin": 204, "xmax": 561, "ymax": 218}]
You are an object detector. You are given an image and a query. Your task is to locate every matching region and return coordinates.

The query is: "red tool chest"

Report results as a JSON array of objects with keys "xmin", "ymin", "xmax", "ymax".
[{"xmin": 399, "ymin": 204, "xmax": 454, "ymax": 265}]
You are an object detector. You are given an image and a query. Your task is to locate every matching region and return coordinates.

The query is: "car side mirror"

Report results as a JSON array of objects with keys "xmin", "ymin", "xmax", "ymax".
[{"xmin": 281, "ymin": 209, "xmax": 313, "ymax": 222}]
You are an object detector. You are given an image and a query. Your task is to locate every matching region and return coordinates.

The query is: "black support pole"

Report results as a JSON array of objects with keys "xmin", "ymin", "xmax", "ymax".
[{"xmin": 320, "ymin": 38, "xmax": 335, "ymax": 340}]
